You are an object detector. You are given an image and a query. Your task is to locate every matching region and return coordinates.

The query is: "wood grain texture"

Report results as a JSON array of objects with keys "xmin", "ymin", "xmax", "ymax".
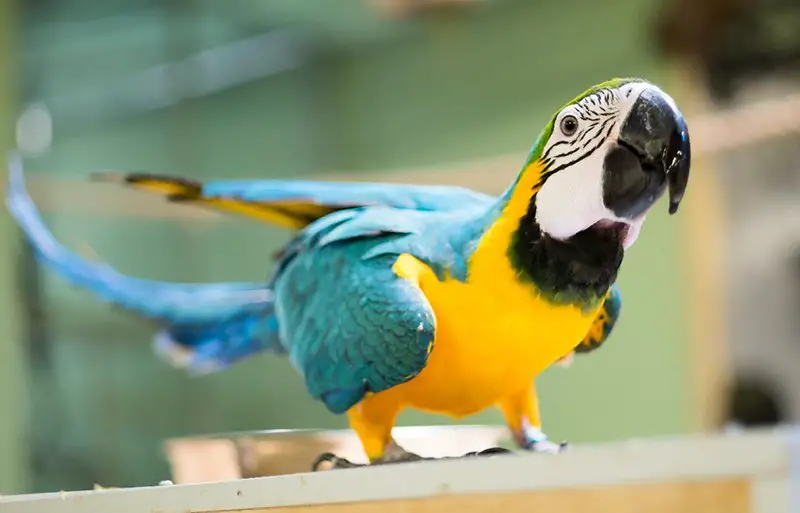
[
  {"xmin": 667, "ymin": 61, "xmax": 731, "ymax": 433},
  {"xmin": 1, "ymin": 430, "xmax": 788, "ymax": 513},
  {"xmin": 212, "ymin": 479, "xmax": 751, "ymax": 513}
]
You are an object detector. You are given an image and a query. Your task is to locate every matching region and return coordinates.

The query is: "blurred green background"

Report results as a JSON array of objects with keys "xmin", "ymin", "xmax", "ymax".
[{"xmin": 0, "ymin": 0, "xmax": 710, "ymax": 494}]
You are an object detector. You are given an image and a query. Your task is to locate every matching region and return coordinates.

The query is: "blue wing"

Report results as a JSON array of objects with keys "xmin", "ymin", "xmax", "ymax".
[
  {"xmin": 5, "ymin": 154, "xmax": 282, "ymax": 374},
  {"xmin": 574, "ymin": 284, "xmax": 622, "ymax": 354},
  {"xmin": 7, "ymin": 154, "xmax": 475, "ymax": 414},
  {"xmin": 94, "ymin": 171, "xmax": 494, "ymax": 229},
  {"xmin": 270, "ymin": 208, "xmax": 440, "ymax": 414}
]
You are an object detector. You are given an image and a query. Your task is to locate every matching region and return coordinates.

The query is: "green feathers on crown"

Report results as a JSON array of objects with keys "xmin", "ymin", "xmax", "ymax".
[{"xmin": 523, "ymin": 77, "xmax": 645, "ymax": 167}]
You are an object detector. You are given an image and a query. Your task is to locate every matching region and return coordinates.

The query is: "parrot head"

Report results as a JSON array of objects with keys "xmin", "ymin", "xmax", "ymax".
[{"xmin": 521, "ymin": 77, "xmax": 691, "ymax": 250}]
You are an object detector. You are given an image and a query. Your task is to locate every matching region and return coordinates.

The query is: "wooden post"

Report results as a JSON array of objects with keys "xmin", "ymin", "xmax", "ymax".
[
  {"xmin": 0, "ymin": 0, "xmax": 29, "ymax": 495},
  {"xmin": 666, "ymin": 59, "xmax": 731, "ymax": 432}
]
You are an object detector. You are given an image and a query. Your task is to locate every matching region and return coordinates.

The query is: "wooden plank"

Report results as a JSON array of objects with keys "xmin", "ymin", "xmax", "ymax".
[
  {"xmin": 212, "ymin": 479, "xmax": 751, "ymax": 513},
  {"xmin": 751, "ymin": 476, "xmax": 790, "ymax": 513},
  {"xmin": 0, "ymin": 430, "xmax": 791, "ymax": 513}
]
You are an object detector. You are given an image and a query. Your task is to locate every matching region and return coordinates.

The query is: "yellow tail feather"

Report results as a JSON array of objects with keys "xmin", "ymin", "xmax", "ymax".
[{"xmin": 92, "ymin": 172, "xmax": 334, "ymax": 230}]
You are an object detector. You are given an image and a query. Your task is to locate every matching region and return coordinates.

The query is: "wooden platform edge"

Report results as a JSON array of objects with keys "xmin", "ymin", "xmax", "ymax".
[{"xmin": 0, "ymin": 428, "xmax": 796, "ymax": 513}]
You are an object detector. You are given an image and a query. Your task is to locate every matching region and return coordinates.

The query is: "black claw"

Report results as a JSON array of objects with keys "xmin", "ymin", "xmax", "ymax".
[
  {"xmin": 313, "ymin": 446, "xmax": 516, "ymax": 471},
  {"xmin": 478, "ymin": 447, "xmax": 512, "ymax": 456},
  {"xmin": 370, "ymin": 450, "xmax": 426, "ymax": 466},
  {"xmin": 458, "ymin": 447, "xmax": 512, "ymax": 458},
  {"xmin": 519, "ymin": 438, "xmax": 570, "ymax": 453},
  {"xmin": 312, "ymin": 452, "xmax": 364, "ymax": 471}
]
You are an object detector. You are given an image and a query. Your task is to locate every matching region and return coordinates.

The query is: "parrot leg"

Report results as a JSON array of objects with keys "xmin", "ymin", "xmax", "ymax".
[
  {"xmin": 313, "ymin": 396, "xmax": 415, "ymax": 471},
  {"xmin": 312, "ymin": 440, "xmax": 423, "ymax": 470},
  {"xmin": 312, "ymin": 440, "xmax": 425, "ymax": 471},
  {"xmin": 497, "ymin": 384, "xmax": 568, "ymax": 454},
  {"xmin": 312, "ymin": 395, "xmax": 516, "ymax": 471},
  {"xmin": 311, "ymin": 440, "xmax": 513, "ymax": 471}
]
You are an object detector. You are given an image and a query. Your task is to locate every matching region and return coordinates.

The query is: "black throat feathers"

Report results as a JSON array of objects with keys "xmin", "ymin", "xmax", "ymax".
[{"xmin": 509, "ymin": 198, "xmax": 624, "ymax": 309}]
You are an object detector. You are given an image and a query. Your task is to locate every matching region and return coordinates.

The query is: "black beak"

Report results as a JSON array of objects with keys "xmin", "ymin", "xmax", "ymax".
[{"xmin": 602, "ymin": 87, "xmax": 691, "ymax": 218}]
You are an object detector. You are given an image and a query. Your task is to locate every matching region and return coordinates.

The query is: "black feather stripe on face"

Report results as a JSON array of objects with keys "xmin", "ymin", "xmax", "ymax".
[{"xmin": 542, "ymin": 89, "xmax": 620, "ymax": 171}]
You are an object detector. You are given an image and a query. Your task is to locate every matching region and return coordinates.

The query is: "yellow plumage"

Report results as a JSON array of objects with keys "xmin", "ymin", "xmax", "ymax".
[
  {"xmin": 350, "ymin": 160, "xmax": 603, "ymax": 460},
  {"xmin": 92, "ymin": 171, "xmax": 336, "ymax": 230},
  {"xmin": 96, "ymin": 161, "xmax": 607, "ymax": 461}
]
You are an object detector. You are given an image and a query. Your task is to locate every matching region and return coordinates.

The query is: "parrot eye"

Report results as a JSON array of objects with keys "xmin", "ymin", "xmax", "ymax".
[{"xmin": 559, "ymin": 115, "xmax": 579, "ymax": 137}]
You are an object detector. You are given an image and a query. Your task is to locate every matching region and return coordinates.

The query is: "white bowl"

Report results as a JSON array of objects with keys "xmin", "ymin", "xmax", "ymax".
[{"xmin": 164, "ymin": 425, "xmax": 510, "ymax": 483}]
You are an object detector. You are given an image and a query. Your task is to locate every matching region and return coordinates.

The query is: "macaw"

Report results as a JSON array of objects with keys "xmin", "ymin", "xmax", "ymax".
[{"xmin": 5, "ymin": 77, "xmax": 691, "ymax": 469}]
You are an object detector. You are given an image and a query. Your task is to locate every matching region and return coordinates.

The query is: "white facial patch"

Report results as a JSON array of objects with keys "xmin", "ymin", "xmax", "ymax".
[{"xmin": 534, "ymin": 82, "xmax": 664, "ymax": 250}]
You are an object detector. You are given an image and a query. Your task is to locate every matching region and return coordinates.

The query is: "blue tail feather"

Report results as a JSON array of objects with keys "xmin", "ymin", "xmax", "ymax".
[
  {"xmin": 153, "ymin": 307, "xmax": 285, "ymax": 375},
  {"xmin": 5, "ymin": 153, "xmax": 284, "ymax": 374}
]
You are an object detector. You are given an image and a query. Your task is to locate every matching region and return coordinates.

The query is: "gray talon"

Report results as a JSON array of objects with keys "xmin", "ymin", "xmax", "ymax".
[
  {"xmin": 312, "ymin": 452, "xmax": 365, "ymax": 471},
  {"xmin": 524, "ymin": 439, "xmax": 569, "ymax": 454},
  {"xmin": 313, "ymin": 443, "xmax": 517, "ymax": 471}
]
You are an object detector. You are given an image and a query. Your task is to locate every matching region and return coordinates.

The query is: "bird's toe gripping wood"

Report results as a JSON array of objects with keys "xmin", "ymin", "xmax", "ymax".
[
  {"xmin": 311, "ymin": 453, "xmax": 365, "ymax": 471},
  {"xmin": 311, "ymin": 446, "xmax": 515, "ymax": 472}
]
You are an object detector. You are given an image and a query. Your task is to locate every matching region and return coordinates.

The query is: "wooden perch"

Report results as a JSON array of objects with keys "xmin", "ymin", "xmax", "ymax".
[{"xmin": 0, "ymin": 429, "xmax": 793, "ymax": 513}]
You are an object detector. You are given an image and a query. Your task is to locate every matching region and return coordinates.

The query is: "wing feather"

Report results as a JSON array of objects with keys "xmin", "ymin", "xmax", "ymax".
[{"xmin": 93, "ymin": 171, "xmax": 493, "ymax": 230}]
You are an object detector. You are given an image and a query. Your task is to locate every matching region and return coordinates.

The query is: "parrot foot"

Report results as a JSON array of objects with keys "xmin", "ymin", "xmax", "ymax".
[
  {"xmin": 311, "ymin": 452, "xmax": 365, "ymax": 471},
  {"xmin": 514, "ymin": 425, "xmax": 569, "ymax": 454},
  {"xmin": 312, "ymin": 441, "xmax": 423, "ymax": 471},
  {"xmin": 459, "ymin": 446, "xmax": 513, "ymax": 457},
  {"xmin": 311, "ymin": 443, "xmax": 511, "ymax": 471},
  {"xmin": 374, "ymin": 442, "xmax": 511, "ymax": 463},
  {"xmin": 377, "ymin": 441, "xmax": 425, "ymax": 463},
  {"xmin": 522, "ymin": 439, "xmax": 569, "ymax": 453}
]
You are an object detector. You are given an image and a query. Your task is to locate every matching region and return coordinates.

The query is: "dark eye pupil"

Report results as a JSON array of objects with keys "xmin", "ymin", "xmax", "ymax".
[{"xmin": 562, "ymin": 116, "xmax": 577, "ymax": 135}]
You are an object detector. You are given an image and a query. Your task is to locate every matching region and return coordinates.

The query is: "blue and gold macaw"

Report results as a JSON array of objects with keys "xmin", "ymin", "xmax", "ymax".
[{"xmin": 6, "ymin": 78, "xmax": 691, "ymax": 469}]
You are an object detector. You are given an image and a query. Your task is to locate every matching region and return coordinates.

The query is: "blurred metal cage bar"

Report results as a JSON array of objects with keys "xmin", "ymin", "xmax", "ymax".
[
  {"xmin": 35, "ymin": 29, "xmax": 313, "ymax": 132},
  {"xmin": 20, "ymin": 0, "xmax": 316, "ymax": 134}
]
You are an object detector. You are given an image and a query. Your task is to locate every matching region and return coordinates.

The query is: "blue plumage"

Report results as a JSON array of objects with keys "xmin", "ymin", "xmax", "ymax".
[
  {"xmin": 3, "ymin": 77, "xmax": 691, "ymax": 463},
  {"xmin": 192, "ymin": 178, "xmax": 493, "ymax": 212},
  {"xmin": 267, "ymin": 204, "xmax": 491, "ymax": 412},
  {"xmin": 6, "ymin": 155, "xmax": 492, "ymax": 412},
  {"xmin": 6, "ymin": 156, "xmax": 282, "ymax": 374}
]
